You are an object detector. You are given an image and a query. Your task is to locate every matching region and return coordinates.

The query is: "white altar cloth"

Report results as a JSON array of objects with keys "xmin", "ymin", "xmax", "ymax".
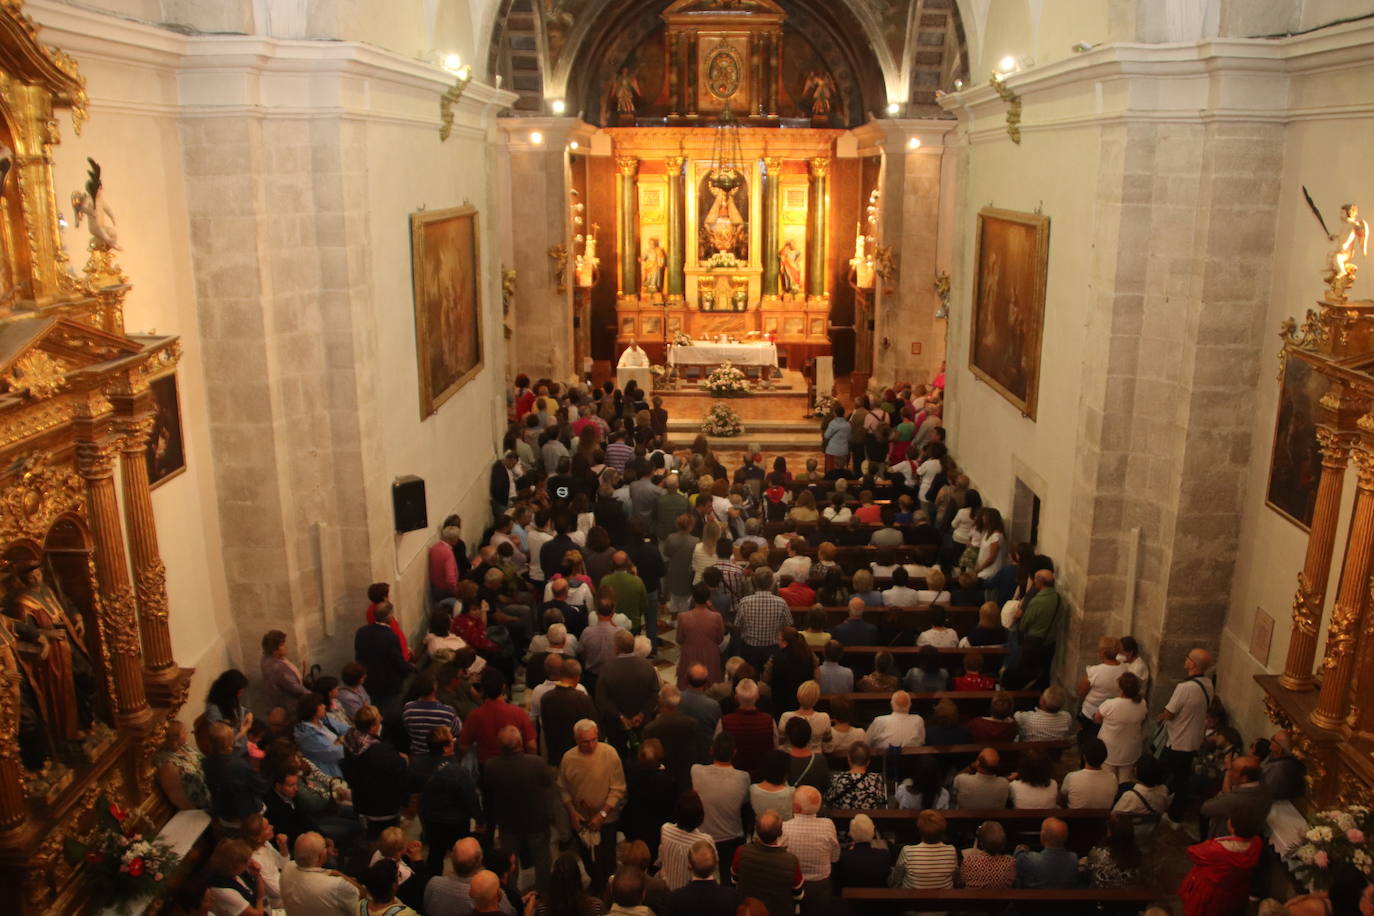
[{"xmin": 668, "ymin": 341, "xmax": 778, "ymax": 367}]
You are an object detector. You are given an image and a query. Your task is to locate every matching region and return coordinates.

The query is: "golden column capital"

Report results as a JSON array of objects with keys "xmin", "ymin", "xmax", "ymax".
[
  {"xmin": 115, "ymin": 414, "xmax": 157, "ymax": 454},
  {"xmin": 664, "ymin": 156, "xmax": 687, "ymax": 172},
  {"xmin": 1317, "ymin": 427, "xmax": 1354, "ymax": 469},
  {"xmin": 764, "ymin": 157, "xmax": 784, "ymax": 172},
  {"xmin": 808, "ymin": 157, "xmax": 830, "ymax": 179},
  {"xmin": 75, "ymin": 439, "xmax": 118, "ymax": 480},
  {"xmin": 616, "ymin": 156, "xmax": 640, "ymax": 177},
  {"xmin": 1353, "ymin": 445, "xmax": 1374, "ymax": 491}
]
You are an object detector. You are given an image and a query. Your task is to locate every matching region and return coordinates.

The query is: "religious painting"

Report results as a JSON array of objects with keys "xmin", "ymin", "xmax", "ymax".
[
  {"xmin": 621, "ymin": 315, "xmax": 637, "ymax": 337},
  {"xmin": 1266, "ymin": 354, "xmax": 1326, "ymax": 529},
  {"xmin": 969, "ymin": 208, "xmax": 1050, "ymax": 420},
  {"xmin": 411, "ymin": 206, "xmax": 483, "ymax": 419},
  {"xmin": 641, "ymin": 314, "xmax": 662, "ymax": 336},
  {"xmin": 146, "ymin": 371, "xmax": 186, "ymax": 488},
  {"xmin": 698, "ymin": 172, "xmax": 749, "ymax": 262}
]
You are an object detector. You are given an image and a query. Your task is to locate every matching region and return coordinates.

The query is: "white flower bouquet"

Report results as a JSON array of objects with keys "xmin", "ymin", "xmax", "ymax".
[
  {"xmin": 705, "ymin": 361, "xmax": 749, "ymax": 395},
  {"xmin": 702, "ymin": 402, "xmax": 744, "ymax": 437},
  {"xmin": 706, "ymin": 251, "xmax": 740, "ymax": 270},
  {"xmin": 1291, "ymin": 805, "xmax": 1374, "ymax": 890},
  {"xmin": 811, "ymin": 394, "xmax": 837, "ymax": 417},
  {"xmin": 672, "ymin": 330, "xmax": 693, "ymax": 347}
]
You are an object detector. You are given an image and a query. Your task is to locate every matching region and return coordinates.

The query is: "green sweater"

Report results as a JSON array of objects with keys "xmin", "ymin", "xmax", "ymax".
[
  {"xmin": 601, "ymin": 571, "xmax": 650, "ymax": 630},
  {"xmin": 1020, "ymin": 586, "xmax": 1064, "ymax": 643}
]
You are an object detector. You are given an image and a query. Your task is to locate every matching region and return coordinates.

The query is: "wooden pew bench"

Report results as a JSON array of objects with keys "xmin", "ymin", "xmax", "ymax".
[
  {"xmin": 809, "ymin": 644, "xmax": 1008, "ymax": 675},
  {"xmin": 826, "ymin": 807, "xmax": 1113, "ymax": 855},
  {"xmin": 815, "ymin": 690, "xmax": 1041, "ymax": 727},
  {"xmin": 840, "ymin": 886, "xmax": 1162, "ymax": 912}
]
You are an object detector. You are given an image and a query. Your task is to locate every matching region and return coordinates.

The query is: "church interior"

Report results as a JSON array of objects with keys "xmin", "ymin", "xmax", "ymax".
[{"xmin": 1, "ymin": 0, "xmax": 1374, "ymax": 912}]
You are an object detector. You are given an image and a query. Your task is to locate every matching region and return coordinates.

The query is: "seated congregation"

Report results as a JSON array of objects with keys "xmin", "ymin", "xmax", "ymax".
[{"xmin": 166, "ymin": 375, "xmax": 1339, "ymax": 916}]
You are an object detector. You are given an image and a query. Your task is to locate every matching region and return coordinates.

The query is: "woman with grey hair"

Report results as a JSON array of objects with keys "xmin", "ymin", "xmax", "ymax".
[
  {"xmin": 959, "ymin": 820, "xmax": 1016, "ymax": 888},
  {"xmin": 835, "ymin": 812, "xmax": 893, "ymax": 888}
]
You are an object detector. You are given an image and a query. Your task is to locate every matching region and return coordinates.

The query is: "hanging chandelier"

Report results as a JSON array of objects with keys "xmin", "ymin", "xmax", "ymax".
[{"xmin": 708, "ymin": 105, "xmax": 746, "ymax": 193}]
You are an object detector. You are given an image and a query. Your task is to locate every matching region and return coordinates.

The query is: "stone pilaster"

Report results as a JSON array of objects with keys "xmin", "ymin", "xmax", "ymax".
[
  {"xmin": 806, "ymin": 157, "xmax": 829, "ymax": 298},
  {"xmin": 1280, "ymin": 426, "xmax": 1353, "ymax": 690}
]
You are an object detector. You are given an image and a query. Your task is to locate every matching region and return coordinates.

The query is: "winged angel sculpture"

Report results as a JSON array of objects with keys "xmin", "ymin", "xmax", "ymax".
[
  {"xmin": 1304, "ymin": 185, "xmax": 1367, "ymax": 303},
  {"xmin": 71, "ymin": 157, "xmax": 119, "ymax": 251}
]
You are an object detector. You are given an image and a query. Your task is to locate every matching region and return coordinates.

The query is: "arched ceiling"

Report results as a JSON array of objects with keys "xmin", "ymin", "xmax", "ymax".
[{"xmin": 489, "ymin": 0, "xmax": 968, "ymax": 122}]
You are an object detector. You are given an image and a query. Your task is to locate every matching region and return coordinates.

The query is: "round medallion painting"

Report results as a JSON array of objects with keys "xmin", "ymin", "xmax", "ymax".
[{"xmin": 705, "ymin": 45, "xmax": 742, "ymax": 101}]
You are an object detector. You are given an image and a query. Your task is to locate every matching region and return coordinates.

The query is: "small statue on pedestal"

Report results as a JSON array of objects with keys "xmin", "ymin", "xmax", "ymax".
[
  {"xmin": 1303, "ymin": 186, "xmax": 1368, "ymax": 303},
  {"xmin": 70, "ymin": 158, "xmax": 119, "ymax": 251},
  {"xmin": 612, "ymin": 67, "xmax": 640, "ymax": 120}
]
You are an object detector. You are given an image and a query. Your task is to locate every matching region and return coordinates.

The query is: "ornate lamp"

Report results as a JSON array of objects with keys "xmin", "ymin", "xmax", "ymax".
[{"xmin": 707, "ymin": 105, "xmax": 746, "ymax": 194}]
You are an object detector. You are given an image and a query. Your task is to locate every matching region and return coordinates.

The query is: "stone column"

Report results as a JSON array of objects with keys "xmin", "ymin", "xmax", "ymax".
[
  {"xmin": 1280, "ymin": 427, "xmax": 1353, "ymax": 691},
  {"xmin": 617, "ymin": 156, "xmax": 640, "ymax": 296},
  {"xmin": 807, "ymin": 157, "xmax": 829, "ymax": 298},
  {"xmin": 666, "ymin": 157, "xmax": 686, "ymax": 299},
  {"xmin": 1312, "ymin": 445, "xmax": 1374, "ymax": 730},
  {"xmin": 114, "ymin": 413, "xmax": 178, "ymax": 684},
  {"xmin": 762, "ymin": 157, "xmax": 782, "ymax": 296},
  {"xmin": 76, "ymin": 438, "xmax": 151, "ymax": 728}
]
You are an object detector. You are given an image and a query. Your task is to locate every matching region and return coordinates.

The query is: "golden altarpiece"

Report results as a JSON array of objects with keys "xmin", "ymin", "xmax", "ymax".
[
  {"xmin": 577, "ymin": 0, "xmax": 874, "ymax": 369},
  {"xmin": 0, "ymin": 3, "xmax": 191, "ymax": 912},
  {"xmin": 1261, "ymin": 240, "xmax": 1374, "ymax": 811}
]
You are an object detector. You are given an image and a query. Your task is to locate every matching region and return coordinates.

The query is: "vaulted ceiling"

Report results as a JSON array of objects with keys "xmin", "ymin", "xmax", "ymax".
[{"xmin": 489, "ymin": 0, "xmax": 968, "ymax": 125}]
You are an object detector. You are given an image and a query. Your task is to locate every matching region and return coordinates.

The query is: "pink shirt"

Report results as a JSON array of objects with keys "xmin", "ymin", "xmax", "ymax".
[{"xmin": 429, "ymin": 540, "xmax": 458, "ymax": 593}]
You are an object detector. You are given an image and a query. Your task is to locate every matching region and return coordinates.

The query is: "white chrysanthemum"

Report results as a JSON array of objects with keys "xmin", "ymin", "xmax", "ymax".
[{"xmin": 1298, "ymin": 844, "xmax": 1317, "ymax": 864}]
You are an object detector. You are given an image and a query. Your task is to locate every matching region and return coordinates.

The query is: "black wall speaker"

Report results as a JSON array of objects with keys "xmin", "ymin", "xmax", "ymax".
[{"xmin": 392, "ymin": 476, "xmax": 428, "ymax": 533}]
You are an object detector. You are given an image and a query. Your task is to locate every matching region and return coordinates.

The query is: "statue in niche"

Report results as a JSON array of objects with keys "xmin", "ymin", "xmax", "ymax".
[
  {"xmin": 611, "ymin": 67, "xmax": 640, "ymax": 116},
  {"xmin": 70, "ymin": 158, "xmax": 119, "ymax": 251},
  {"xmin": 802, "ymin": 71, "xmax": 836, "ymax": 117},
  {"xmin": 703, "ymin": 178, "xmax": 746, "ymax": 256},
  {"xmin": 3, "ymin": 560, "xmax": 97, "ymax": 760},
  {"xmin": 780, "ymin": 239, "xmax": 802, "ymax": 295},
  {"xmin": 640, "ymin": 237, "xmax": 666, "ymax": 296}
]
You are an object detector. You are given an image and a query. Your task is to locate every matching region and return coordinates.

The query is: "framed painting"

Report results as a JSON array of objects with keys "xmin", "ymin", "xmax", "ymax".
[
  {"xmin": 969, "ymin": 207, "xmax": 1050, "ymax": 420},
  {"xmin": 411, "ymin": 206, "xmax": 483, "ymax": 418},
  {"xmin": 146, "ymin": 371, "xmax": 186, "ymax": 488},
  {"xmin": 1266, "ymin": 354, "xmax": 1326, "ymax": 529}
]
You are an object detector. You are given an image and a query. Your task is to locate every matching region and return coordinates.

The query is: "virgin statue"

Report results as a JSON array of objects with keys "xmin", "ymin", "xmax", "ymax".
[
  {"xmin": 3, "ymin": 561, "xmax": 95, "ymax": 749},
  {"xmin": 704, "ymin": 180, "xmax": 744, "ymax": 254}
]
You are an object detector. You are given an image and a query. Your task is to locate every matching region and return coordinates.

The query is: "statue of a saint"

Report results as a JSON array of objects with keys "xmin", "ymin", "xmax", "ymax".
[
  {"xmin": 3, "ymin": 562, "xmax": 96, "ymax": 750},
  {"xmin": 802, "ymin": 71, "xmax": 836, "ymax": 117},
  {"xmin": 641, "ymin": 237, "xmax": 666, "ymax": 295},
  {"xmin": 704, "ymin": 181, "xmax": 744, "ymax": 254},
  {"xmin": 780, "ymin": 239, "xmax": 803, "ymax": 295},
  {"xmin": 612, "ymin": 67, "xmax": 640, "ymax": 116}
]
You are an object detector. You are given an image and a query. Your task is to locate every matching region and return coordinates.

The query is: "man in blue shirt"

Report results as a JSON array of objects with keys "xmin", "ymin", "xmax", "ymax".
[
  {"xmin": 831, "ymin": 597, "xmax": 879, "ymax": 646},
  {"xmin": 1014, "ymin": 817, "xmax": 1079, "ymax": 888}
]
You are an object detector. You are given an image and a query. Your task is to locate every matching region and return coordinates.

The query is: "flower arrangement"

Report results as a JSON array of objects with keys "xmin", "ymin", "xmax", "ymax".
[
  {"xmin": 705, "ymin": 361, "xmax": 749, "ymax": 395},
  {"xmin": 811, "ymin": 394, "xmax": 837, "ymax": 417},
  {"xmin": 63, "ymin": 798, "xmax": 180, "ymax": 913},
  {"xmin": 1291, "ymin": 805, "xmax": 1374, "ymax": 890},
  {"xmin": 672, "ymin": 330, "xmax": 693, "ymax": 347},
  {"xmin": 705, "ymin": 251, "xmax": 740, "ymax": 270},
  {"xmin": 702, "ymin": 402, "xmax": 744, "ymax": 437}
]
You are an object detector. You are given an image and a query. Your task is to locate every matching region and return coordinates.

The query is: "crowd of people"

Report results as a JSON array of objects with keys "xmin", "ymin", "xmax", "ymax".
[{"xmin": 158, "ymin": 370, "xmax": 1365, "ymax": 916}]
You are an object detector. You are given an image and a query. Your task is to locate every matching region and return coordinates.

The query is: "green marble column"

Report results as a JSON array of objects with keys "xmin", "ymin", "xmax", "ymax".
[
  {"xmin": 617, "ymin": 155, "xmax": 639, "ymax": 295},
  {"xmin": 762, "ymin": 157, "xmax": 782, "ymax": 296},
  {"xmin": 807, "ymin": 157, "xmax": 830, "ymax": 297},
  {"xmin": 666, "ymin": 157, "xmax": 686, "ymax": 298}
]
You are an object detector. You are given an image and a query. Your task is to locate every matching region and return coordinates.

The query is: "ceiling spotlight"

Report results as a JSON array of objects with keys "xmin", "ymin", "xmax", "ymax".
[
  {"xmin": 886, "ymin": 102, "xmax": 900, "ymax": 115},
  {"xmin": 998, "ymin": 55, "xmax": 1016, "ymax": 74},
  {"xmin": 551, "ymin": 99, "xmax": 566, "ymax": 115},
  {"xmin": 530, "ymin": 131, "xmax": 544, "ymax": 145},
  {"xmin": 569, "ymin": 140, "xmax": 580, "ymax": 150},
  {"xmin": 443, "ymin": 53, "xmax": 462, "ymax": 72},
  {"xmin": 907, "ymin": 137, "xmax": 921, "ymax": 150}
]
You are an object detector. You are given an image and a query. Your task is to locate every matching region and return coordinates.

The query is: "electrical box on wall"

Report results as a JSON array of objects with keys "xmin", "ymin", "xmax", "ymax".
[{"xmin": 911, "ymin": 342, "xmax": 922, "ymax": 355}]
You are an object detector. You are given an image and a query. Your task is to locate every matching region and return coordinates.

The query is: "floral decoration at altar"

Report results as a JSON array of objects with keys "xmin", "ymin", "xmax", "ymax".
[
  {"xmin": 702, "ymin": 402, "xmax": 744, "ymax": 437},
  {"xmin": 1289, "ymin": 806, "xmax": 1374, "ymax": 890},
  {"xmin": 705, "ymin": 361, "xmax": 748, "ymax": 395}
]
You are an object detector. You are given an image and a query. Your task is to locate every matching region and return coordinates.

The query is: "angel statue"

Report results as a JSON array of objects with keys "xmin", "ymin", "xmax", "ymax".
[
  {"xmin": 1304, "ymin": 186, "xmax": 1368, "ymax": 303},
  {"xmin": 611, "ymin": 67, "xmax": 640, "ymax": 116},
  {"xmin": 802, "ymin": 70, "xmax": 836, "ymax": 117},
  {"xmin": 71, "ymin": 157, "xmax": 120, "ymax": 251}
]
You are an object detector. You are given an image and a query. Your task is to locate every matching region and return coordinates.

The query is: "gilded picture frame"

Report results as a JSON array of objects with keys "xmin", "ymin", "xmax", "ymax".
[
  {"xmin": 146, "ymin": 371, "xmax": 186, "ymax": 489},
  {"xmin": 411, "ymin": 206, "xmax": 483, "ymax": 419},
  {"xmin": 969, "ymin": 207, "xmax": 1050, "ymax": 420},
  {"xmin": 1265, "ymin": 353, "xmax": 1325, "ymax": 530}
]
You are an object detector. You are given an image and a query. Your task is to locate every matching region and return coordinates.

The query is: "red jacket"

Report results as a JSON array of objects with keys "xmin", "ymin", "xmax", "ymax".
[{"xmin": 1179, "ymin": 835, "xmax": 1261, "ymax": 916}]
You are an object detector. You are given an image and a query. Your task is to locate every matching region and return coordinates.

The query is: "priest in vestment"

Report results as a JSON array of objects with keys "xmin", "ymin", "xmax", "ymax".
[{"xmin": 618, "ymin": 338, "xmax": 650, "ymax": 368}]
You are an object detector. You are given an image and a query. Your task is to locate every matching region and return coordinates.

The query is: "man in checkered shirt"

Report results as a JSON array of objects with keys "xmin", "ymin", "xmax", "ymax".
[
  {"xmin": 710, "ymin": 537, "xmax": 752, "ymax": 606},
  {"xmin": 734, "ymin": 567, "xmax": 792, "ymax": 670},
  {"xmin": 780, "ymin": 786, "xmax": 839, "ymax": 915}
]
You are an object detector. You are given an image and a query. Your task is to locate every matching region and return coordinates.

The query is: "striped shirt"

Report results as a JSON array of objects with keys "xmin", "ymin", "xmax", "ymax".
[
  {"xmin": 711, "ymin": 560, "xmax": 752, "ymax": 603},
  {"xmin": 735, "ymin": 592, "xmax": 793, "ymax": 647},
  {"xmin": 658, "ymin": 824, "xmax": 716, "ymax": 889},
  {"xmin": 605, "ymin": 441, "xmax": 635, "ymax": 472},
  {"xmin": 401, "ymin": 699, "xmax": 460, "ymax": 757},
  {"xmin": 893, "ymin": 842, "xmax": 958, "ymax": 888}
]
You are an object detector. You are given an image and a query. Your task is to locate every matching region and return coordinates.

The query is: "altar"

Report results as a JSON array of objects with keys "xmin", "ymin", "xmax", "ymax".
[{"xmin": 668, "ymin": 340, "xmax": 778, "ymax": 369}]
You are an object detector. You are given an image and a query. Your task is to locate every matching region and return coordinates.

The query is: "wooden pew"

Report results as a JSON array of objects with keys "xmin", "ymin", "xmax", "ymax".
[
  {"xmin": 809, "ymin": 644, "xmax": 1009, "ymax": 674},
  {"xmin": 826, "ymin": 807, "xmax": 1112, "ymax": 855},
  {"xmin": 824, "ymin": 739, "xmax": 1071, "ymax": 769},
  {"xmin": 841, "ymin": 886, "xmax": 1162, "ymax": 912},
  {"xmin": 815, "ymin": 690, "xmax": 1040, "ymax": 726}
]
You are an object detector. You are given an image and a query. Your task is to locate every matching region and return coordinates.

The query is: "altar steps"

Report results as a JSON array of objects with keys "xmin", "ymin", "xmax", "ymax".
[{"xmin": 664, "ymin": 416, "xmax": 822, "ymax": 451}]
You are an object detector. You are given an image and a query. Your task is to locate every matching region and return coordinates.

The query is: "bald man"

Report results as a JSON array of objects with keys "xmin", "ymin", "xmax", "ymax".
[
  {"xmin": 280, "ymin": 831, "xmax": 360, "ymax": 915},
  {"xmin": 732, "ymin": 810, "xmax": 805, "ymax": 916},
  {"xmin": 1200, "ymin": 755, "xmax": 1272, "ymax": 839},
  {"xmin": 1158, "ymin": 646, "xmax": 1216, "ymax": 820},
  {"xmin": 424, "ymin": 838, "xmax": 516, "ymax": 916},
  {"xmin": 600, "ymin": 550, "xmax": 653, "ymax": 649},
  {"xmin": 953, "ymin": 747, "xmax": 1010, "ymax": 808},
  {"xmin": 1013, "ymin": 817, "xmax": 1077, "ymax": 889},
  {"xmin": 468, "ymin": 870, "xmax": 505, "ymax": 916},
  {"xmin": 482, "ymin": 725, "xmax": 555, "ymax": 892},
  {"xmin": 866, "ymin": 691, "xmax": 926, "ymax": 750},
  {"xmin": 781, "ymin": 786, "xmax": 839, "ymax": 914}
]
